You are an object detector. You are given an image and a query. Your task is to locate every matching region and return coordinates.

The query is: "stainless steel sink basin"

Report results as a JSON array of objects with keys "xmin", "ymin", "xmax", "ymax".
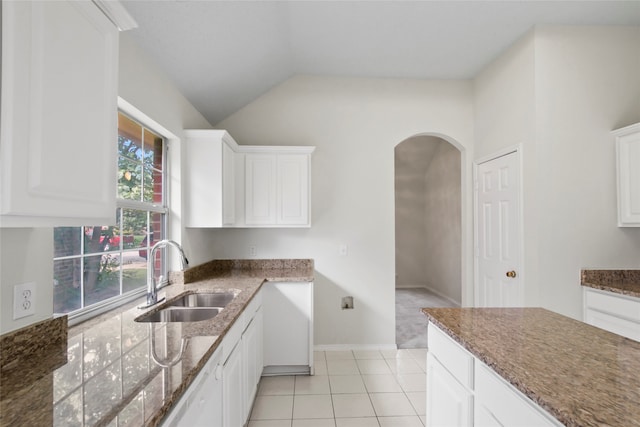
[
  {"xmin": 136, "ymin": 307, "xmax": 221, "ymax": 323},
  {"xmin": 135, "ymin": 292, "xmax": 236, "ymax": 323},
  {"xmin": 166, "ymin": 292, "xmax": 236, "ymax": 308}
]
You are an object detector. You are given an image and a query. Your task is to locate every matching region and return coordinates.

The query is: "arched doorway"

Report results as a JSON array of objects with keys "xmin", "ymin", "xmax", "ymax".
[{"xmin": 394, "ymin": 134, "xmax": 462, "ymax": 348}]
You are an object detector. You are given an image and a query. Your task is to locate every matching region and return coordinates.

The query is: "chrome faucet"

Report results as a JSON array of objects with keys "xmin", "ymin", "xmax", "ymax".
[{"xmin": 140, "ymin": 239, "xmax": 189, "ymax": 309}]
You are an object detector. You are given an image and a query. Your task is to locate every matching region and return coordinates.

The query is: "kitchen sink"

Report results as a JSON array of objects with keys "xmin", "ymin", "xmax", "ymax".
[
  {"xmin": 136, "ymin": 307, "xmax": 221, "ymax": 323},
  {"xmin": 135, "ymin": 292, "xmax": 236, "ymax": 323},
  {"xmin": 166, "ymin": 292, "xmax": 236, "ymax": 308}
]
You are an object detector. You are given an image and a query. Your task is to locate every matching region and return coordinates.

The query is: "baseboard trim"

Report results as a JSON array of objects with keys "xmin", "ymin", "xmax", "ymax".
[
  {"xmin": 314, "ymin": 344, "xmax": 398, "ymax": 352},
  {"xmin": 396, "ymin": 283, "xmax": 428, "ymax": 288},
  {"xmin": 423, "ymin": 286, "xmax": 461, "ymax": 307},
  {"xmin": 397, "ymin": 285, "xmax": 461, "ymax": 307},
  {"xmin": 262, "ymin": 365, "xmax": 310, "ymax": 376}
]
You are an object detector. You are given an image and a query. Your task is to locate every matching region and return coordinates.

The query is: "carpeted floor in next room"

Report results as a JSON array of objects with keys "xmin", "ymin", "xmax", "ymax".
[{"xmin": 396, "ymin": 288, "xmax": 457, "ymax": 349}]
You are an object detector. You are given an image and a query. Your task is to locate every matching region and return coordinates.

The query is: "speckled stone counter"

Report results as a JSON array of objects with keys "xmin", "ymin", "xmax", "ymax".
[
  {"xmin": 581, "ymin": 269, "xmax": 640, "ymax": 298},
  {"xmin": 1, "ymin": 259, "xmax": 313, "ymax": 427},
  {"xmin": 422, "ymin": 307, "xmax": 640, "ymax": 427},
  {"xmin": 0, "ymin": 316, "xmax": 67, "ymax": 427}
]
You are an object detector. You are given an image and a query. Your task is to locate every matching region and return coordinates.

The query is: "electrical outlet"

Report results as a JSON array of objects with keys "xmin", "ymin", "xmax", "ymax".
[
  {"xmin": 249, "ymin": 246, "xmax": 257, "ymax": 257},
  {"xmin": 13, "ymin": 282, "xmax": 35, "ymax": 320}
]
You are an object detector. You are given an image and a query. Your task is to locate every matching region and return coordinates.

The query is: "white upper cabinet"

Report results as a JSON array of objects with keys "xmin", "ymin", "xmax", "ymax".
[
  {"xmin": 245, "ymin": 154, "xmax": 277, "ymax": 225},
  {"xmin": 278, "ymin": 153, "xmax": 311, "ymax": 226},
  {"xmin": 184, "ymin": 130, "xmax": 314, "ymax": 228},
  {"xmin": 245, "ymin": 148, "xmax": 314, "ymax": 227},
  {"xmin": 613, "ymin": 123, "xmax": 640, "ymax": 227},
  {"xmin": 184, "ymin": 130, "xmax": 239, "ymax": 227},
  {"xmin": 0, "ymin": 0, "xmax": 132, "ymax": 227}
]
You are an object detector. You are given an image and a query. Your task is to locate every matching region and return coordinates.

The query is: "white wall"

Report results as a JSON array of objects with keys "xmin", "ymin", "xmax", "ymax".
[
  {"xmin": 118, "ymin": 32, "xmax": 212, "ymax": 266},
  {"xmin": 0, "ymin": 229, "xmax": 54, "ymax": 333},
  {"xmin": 423, "ymin": 142, "xmax": 462, "ymax": 303},
  {"xmin": 534, "ymin": 26, "xmax": 640, "ymax": 319},
  {"xmin": 0, "ymin": 33, "xmax": 211, "ymax": 335},
  {"xmin": 474, "ymin": 26, "xmax": 640, "ymax": 320},
  {"xmin": 118, "ymin": 33, "xmax": 212, "ymax": 133},
  {"xmin": 204, "ymin": 75, "xmax": 474, "ymax": 348},
  {"xmin": 473, "ymin": 32, "xmax": 542, "ymax": 307}
]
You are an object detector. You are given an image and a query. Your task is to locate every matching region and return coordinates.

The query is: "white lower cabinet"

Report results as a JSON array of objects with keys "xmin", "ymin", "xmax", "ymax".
[
  {"xmin": 427, "ymin": 322, "xmax": 561, "ymax": 427},
  {"xmin": 583, "ymin": 288, "xmax": 640, "ymax": 342},
  {"xmin": 223, "ymin": 290, "xmax": 263, "ymax": 427},
  {"xmin": 163, "ymin": 284, "xmax": 313, "ymax": 426},
  {"xmin": 242, "ymin": 291, "xmax": 263, "ymax": 422},
  {"xmin": 243, "ymin": 307, "xmax": 263, "ymax": 414},
  {"xmin": 474, "ymin": 362, "xmax": 558, "ymax": 427},
  {"xmin": 263, "ymin": 282, "xmax": 314, "ymax": 375},
  {"xmin": 223, "ymin": 340, "xmax": 244, "ymax": 427},
  {"xmin": 161, "ymin": 347, "xmax": 224, "ymax": 427},
  {"xmin": 426, "ymin": 352, "xmax": 472, "ymax": 427}
]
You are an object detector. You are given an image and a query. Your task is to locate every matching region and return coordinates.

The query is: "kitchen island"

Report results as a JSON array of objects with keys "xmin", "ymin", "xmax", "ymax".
[
  {"xmin": 422, "ymin": 307, "xmax": 640, "ymax": 427},
  {"xmin": 581, "ymin": 269, "xmax": 640, "ymax": 341},
  {"xmin": 0, "ymin": 259, "xmax": 313, "ymax": 427},
  {"xmin": 580, "ymin": 269, "xmax": 640, "ymax": 298}
]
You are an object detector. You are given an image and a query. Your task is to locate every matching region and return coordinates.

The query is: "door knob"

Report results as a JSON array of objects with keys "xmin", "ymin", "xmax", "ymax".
[{"xmin": 506, "ymin": 271, "xmax": 517, "ymax": 278}]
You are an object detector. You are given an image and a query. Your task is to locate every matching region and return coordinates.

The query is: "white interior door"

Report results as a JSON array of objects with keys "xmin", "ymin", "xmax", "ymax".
[{"xmin": 475, "ymin": 150, "xmax": 522, "ymax": 307}]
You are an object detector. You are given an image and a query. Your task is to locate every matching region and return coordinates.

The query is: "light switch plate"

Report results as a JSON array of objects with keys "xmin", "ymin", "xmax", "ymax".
[{"xmin": 13, "ymin": 282, "xmax": 36, "ymax": 320}]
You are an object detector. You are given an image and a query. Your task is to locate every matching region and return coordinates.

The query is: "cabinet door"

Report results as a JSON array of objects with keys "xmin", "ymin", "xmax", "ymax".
[
  {"xmin": 223, "ymin": 343, "xmax": 244, "ymax": 427},
  {"xmin": 614, "ymin": 123, "xmax": 640, "ymax": 226},
  {"xmin": 242, "ymin": 308, "xmax": 262, "ymax": 422},
  {"xmin": 188, "ymin": 360, "xmax": 223, "ymax": 427},
  {"xmin": 277, "ymin": 154, "xmax": 310, "ymax": 225},
  {"xmin": 245, "ymin": 154, "xmax": 277, "ymax": 225},
  {"xmin": 184, "ymin": 130, "xmax": 239, "ymax": 228},
  {"xmin": 426, "ymin": 353, "xmax": 472, "ymax": 427},
  {"xmin": 256, "ymin": 308, "xmax": 264, "ymax": 379},
  {"xmin": 222, "ymin": 140, "xmax": 236, "ymax": 226},
  {"xmin": 162, "ymin": 350, "xmax": 223, "ymax": 427},
  {"xmin": 1, "ymin": 0, "xmax": 118, "ymax": 226},
  {"xmin": 584, "ymin": 289, "xmax": 640, "ymax": 342},
  {"xmin": 474, "ymin": 362, "xmax": 559, "ymax": 427},
  {"xmin": 263, "ymin": 282, "xmax": 312, "ymax": 370},
  {"xmin": 585, "ymin": 309, "xmax": 640, "ymax": 341},
  {"xmin": 474, "ymin": 404, "xmax": 504, "ymax": 427}
]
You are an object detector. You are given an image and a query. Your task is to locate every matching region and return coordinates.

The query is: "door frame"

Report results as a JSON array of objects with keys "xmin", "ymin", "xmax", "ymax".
[{"xmin": 473, "ymin": 144, "xmax": 525, "ymax": 307}]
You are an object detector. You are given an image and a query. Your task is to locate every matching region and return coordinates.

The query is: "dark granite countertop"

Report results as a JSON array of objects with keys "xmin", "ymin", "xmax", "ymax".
[
  {"xmin": 581, "ymin": 269, "xmax": 640, "ymax": 298},
  {"xmin": 422, "ymin": 307, "xmax": 640, "ymax": 427},
  {"xmin": 0, "ymin": 259, "xmax": 313, "ymax": 427}
]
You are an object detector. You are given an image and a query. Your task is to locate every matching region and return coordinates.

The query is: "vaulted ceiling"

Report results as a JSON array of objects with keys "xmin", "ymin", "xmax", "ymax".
[{"xmin": 121, "ymin": 1, "xmax": 640, "ymax": 125}]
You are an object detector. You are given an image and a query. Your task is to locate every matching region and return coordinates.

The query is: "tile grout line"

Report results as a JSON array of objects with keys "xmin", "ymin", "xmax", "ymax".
[
  {"xmin": 292, "ymin": 375, "xmax": 297, "ymax": 425},
  {"xmin": 250, "ymin": 349, "xmax": 427, "ymax": 427}
]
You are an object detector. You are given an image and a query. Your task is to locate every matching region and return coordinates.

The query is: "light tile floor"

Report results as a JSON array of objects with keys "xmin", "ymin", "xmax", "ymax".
[{"xmin": 249, "ymin": 349, "xmax": 427, "ymax": 427}]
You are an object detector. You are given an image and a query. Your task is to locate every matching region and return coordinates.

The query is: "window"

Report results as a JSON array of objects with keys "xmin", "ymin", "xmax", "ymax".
[{"xmin": 53, "ymin": 111, "xmax": 167, "ymax": 317}]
